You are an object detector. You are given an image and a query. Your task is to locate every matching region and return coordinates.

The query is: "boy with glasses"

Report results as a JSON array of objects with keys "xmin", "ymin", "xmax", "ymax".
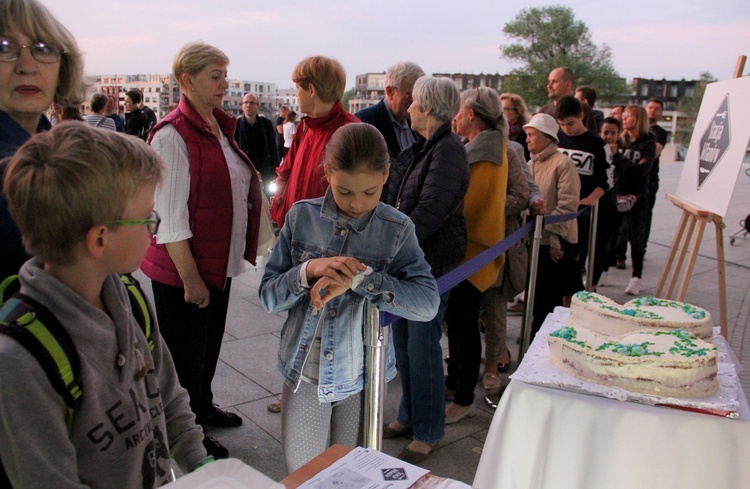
[{"xmin": 0, "ymin": 122, "xmax": 211, "ymax": 488}]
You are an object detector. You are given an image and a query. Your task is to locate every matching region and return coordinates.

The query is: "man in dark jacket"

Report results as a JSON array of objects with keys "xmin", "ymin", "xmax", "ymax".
[
  {"xmin": 356, "ymin": 61, "xmax": 424, "ymax": 159},
  {"xmin": 234, "ymin": 93, "xmax": 280, "ymax": 195}
]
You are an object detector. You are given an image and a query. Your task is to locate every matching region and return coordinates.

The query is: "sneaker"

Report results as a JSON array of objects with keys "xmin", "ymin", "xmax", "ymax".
[
  {"xmin": 625, "ymin": 277, "xmax": 642, "ymax": 296},
  {"xmin": 616, "ymin": 258, "xmax": 626, "ymax": 270},
  {"xmin": 203, "ymin": 433, "xmax": 229, "ymax": 459},
  {"xmin": 598, "ymin": 271, "xmax": 610, "ymax": 287}
]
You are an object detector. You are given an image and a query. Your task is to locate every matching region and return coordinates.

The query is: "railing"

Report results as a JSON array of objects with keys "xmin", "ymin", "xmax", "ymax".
[{"xmin": 362, "ymin": 203, "xmax": 598, "ymax": 447}]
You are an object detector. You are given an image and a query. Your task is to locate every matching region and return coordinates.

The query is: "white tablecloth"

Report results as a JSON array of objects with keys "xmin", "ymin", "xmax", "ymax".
[{"xmin": 473, "ymin": 317, "xmax": 750, "ymax": 488}]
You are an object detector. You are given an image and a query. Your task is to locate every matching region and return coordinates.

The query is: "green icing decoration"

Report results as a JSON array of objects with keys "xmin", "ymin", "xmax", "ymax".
[
  {"xmin": 600, "ymin": 305, "xmax": 663, "ymax": 320},
  {"xmin": 596, "ymin": 341, "xmax": 662, "ymax": 357},
  {"xmin": 550, "ymin": 326, "xmax": 590, "ymax": 348},
  {"xmin": 631, "ymin": 297, "xmax": 707, "ymax": 320}
]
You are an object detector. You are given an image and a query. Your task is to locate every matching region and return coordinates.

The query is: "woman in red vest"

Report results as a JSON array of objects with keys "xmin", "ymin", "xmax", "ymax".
[{"xmin": 140, "ymin": 41, "xmax": 263, "ymax": 460}]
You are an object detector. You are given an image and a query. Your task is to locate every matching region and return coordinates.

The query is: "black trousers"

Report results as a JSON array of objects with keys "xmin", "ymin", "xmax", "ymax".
[
  {"xmin": 531, "ymin": 243, "xmax": 583, "ymax": 342},
  {"xmin": 151, "ymin": 278, "xmax": 232, "ymax": 420},
  {"xmin": 444, "ymin": 280, "xmax": 482, "ymax": 407}
]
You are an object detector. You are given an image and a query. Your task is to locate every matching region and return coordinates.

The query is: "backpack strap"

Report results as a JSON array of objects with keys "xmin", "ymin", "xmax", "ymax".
[
  {"xmin": 0, "ymin": 294, "xmax": 83, "ymax": 420},
  {"xmin": 0, "ymin": 275, "xmax": 19, "ymax": 304},
  {"xmin": 119, "ymin": 274, "xmax": 154, "ymax": 352}
]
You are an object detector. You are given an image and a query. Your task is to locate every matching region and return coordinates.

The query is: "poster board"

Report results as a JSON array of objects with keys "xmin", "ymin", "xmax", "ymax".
[{"xmin": 675, "ymin": 75, "xmax": 750, "ymax": 218}]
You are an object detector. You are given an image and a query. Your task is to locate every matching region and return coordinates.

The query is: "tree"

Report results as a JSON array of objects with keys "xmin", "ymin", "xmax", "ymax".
[
  {"xmin": 341, "ymin": 87, "xmax": 357, "ymax": 113},
  {"xmin": 499, "ymin": 5, "xmax": 630, "ymax": 108},
  {"xmin": 675, "ymin": 72, "xmax": 718, "ymax": 146}
]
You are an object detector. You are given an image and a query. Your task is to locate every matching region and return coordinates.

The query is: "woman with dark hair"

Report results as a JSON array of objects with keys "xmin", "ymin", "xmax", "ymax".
[
  {"xmin": 0, "ymin": 0, "xmax": 85, "ymax": 280},
  {"xmin": 270, "ymin": 55, "xmax": 359, "ymax": 226},
  {"xmin": 84, "ymin": 92, "xmax": 116, "ymax": 130},
  {"xmin": 141, "ymin": 40, "xmax": 264, "ymax": 459},
  {"xmin": 381, "ymin": 76, "xmax": 470, "ymax": 463},
  {"xmin": 610, "ymin": 104, "xmax": 655, "ymax": 296}
]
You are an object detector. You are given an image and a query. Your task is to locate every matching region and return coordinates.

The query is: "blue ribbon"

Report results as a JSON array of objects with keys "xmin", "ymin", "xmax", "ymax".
[{"xmin": 381, "ymin": 207, "xmax": 589, "ymax": 326}]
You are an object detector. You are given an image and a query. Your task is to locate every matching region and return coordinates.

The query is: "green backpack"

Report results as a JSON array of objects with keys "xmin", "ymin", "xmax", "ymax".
[{"xmin": 0, "ymin": 273, "xmax": 154, "ymax": 426}]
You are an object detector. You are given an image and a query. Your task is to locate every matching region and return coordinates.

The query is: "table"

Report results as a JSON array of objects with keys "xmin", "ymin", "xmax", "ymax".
[
  {"xmin": 473, "ymin": 328, "xmax": 750, "ymax": 488},
  {"xmin": 281, "ymin": 445, "xmax": 469, "ymax": 489}
]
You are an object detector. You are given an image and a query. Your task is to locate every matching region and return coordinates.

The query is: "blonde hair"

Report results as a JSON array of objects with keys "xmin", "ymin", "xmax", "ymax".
[
  {"xmin": 0, "ymin": 0, "xmax": 85, "ymax": 106},
  {"xmin": 173, "ymin": 41, "xmax": 229, "ymax": 90},
  {"xmin": 622, "ymin": 104, "xmax": 650, "ymax": 140},
  {"xmin": 292, "ymin": 56, "xmax": 346, "ymax": 104},
  {"xmin": 500, "ymin": 93, "xmax": 529, "ymax": 125},
  {"xmin": 3, "ymin": 122, "xmax": 164, "ymax": 265}
]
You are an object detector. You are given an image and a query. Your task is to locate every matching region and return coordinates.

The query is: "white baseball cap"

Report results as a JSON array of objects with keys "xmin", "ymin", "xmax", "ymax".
[{"xmin": 523, "ymin": 113, "xmax": 559, "ymax": 144}]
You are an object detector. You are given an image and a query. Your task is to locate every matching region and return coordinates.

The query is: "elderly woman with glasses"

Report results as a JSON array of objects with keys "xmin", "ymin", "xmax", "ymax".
[
  {"xmin": 381, "ymin": 76, "xmax": 470, "ymax": 463},
  {"xmin": 140, "ymin": 41, "xmax": 264, "ymax": 460},
  {"xmin": 0, "ymin": 0, "xmax": 85, "ymax": 280}
]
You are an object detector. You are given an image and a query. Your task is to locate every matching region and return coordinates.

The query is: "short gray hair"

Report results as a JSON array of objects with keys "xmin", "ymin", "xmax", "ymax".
[
  {"xmin": 461, "ymin": 87, "xmax": 506, "ymax": 135},
  {"xmin": 412, "ymin": 76, "xmax": 460, "ymax": 124},
  {"xmin": 385, "ymin": 61, "xmax": 425, "ymax": 90}
]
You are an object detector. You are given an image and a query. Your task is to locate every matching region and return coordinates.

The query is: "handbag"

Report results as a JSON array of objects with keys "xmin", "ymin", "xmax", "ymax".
[{"xmin": 616, "ymin": 194, "xmax": 638, "ymax": 213}]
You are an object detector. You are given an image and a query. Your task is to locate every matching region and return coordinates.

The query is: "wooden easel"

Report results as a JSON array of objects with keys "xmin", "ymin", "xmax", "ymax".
[
  {"xmin": 655, "ymin": 194, "xmax": 727, "ymax": 336},
  {"xmin": 655, "ymin": 55, "xmax": 747, "ymax": 338}
]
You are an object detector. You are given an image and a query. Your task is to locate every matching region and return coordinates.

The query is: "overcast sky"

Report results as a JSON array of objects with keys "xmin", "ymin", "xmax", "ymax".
[{"xmin": 40, "ymin": 0, "xmax": 749, "ymax": 89}]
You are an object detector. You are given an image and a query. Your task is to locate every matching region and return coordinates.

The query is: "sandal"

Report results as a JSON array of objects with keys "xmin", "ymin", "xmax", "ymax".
[
  {"xmin": 266, "ymin": 398, "xmax": 282, "ymax": 413},
  {"xmin": 497, "ymin": 350, "xmax": 512, "ymax": 374}
]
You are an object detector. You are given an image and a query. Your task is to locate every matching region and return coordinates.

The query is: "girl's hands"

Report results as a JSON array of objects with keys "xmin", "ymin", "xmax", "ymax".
[{"xmin": 306, "ymin": 257, "xmax": 366, "ymax": 310}]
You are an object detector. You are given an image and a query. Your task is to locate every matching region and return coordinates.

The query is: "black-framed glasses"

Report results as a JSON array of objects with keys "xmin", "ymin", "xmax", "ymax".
[
  {"xmin": 0, "ymin": 37, "xmax": 64, "ymax": 63},
  {"xmin": 111, "ymin": 210, "xmax": 161, "ymax": 234}
]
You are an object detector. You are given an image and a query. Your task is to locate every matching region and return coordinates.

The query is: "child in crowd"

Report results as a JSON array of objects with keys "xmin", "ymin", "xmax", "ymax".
[
  {"xmin": 259, "ymin": 123, "xmax": 440, "ymax": 472},
  {"xmin": 0, "ymin": 123, "xmax": 210, "ymax": 487}
]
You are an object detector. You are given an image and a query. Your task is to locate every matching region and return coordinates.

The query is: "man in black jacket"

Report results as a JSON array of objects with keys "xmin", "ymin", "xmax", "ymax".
[
  {"xmin": 356, "ymin": 61, "xmax": 424, "ymax": 159},
  {"xmin": 234, "ymin": 93, "xmax": 280, "ymax": 196}
]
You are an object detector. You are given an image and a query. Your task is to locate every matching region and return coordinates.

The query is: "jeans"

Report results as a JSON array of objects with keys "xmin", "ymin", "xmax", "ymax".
[
  {"xmin": 151, "ymin": 278, "xmax": 232, "ymax": 420},
  {"xmin": 392, "ymin": 292, "xmax": 449, "ymax": 444}
]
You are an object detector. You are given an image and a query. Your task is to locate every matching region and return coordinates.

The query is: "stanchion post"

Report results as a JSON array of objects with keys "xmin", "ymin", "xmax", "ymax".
[
  {"xmin": 519, "ymin": 214, "xmax": 544, "ymax": 364},
  {"xmin": 585, "ymin": 203, "xmax": 599, "ymax": 292},
  {"xmin": 363, "ymin": 302, "xmax": 388, "ymax": 450}
]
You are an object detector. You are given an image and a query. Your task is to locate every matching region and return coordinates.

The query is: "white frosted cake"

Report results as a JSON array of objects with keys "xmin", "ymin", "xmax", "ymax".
[
  {"xmin": 548, "ymin": 326, "xmax": 718, "ymax": 398},
  {"xmin": 566, "ymin": 291, "xmax": 713, "ymax": 341}
]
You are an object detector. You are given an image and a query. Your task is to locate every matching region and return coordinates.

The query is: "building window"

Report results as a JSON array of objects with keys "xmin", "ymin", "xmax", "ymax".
[
  {"xmin": 685, "ymin": 86, "xmax": 695, "ymax": 97},
  {"xmin": 641, "ymin": 84, "xmax": 649, "ymax": 96},
  {"xmin": 669, "ymin": 85, "xmax": 678, "ymax": 97}
]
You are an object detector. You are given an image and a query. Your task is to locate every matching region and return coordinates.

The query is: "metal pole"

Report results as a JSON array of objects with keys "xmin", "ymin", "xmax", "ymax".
[
  {"xmin": 363, "ymin": 302, "xmax": 388, "ymax": 450},
  {"xmin": 518, "ymin": 214, "xmax": 544, "ymax": 364},
  {"xmin": 585, "ymin": 202, "xmax": 599, "ymax": 292}
]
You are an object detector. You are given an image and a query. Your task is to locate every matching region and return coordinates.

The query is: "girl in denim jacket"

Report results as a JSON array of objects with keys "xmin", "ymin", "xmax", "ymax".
[{"xmin": 259, "ymin": 124, "xmax": 440, "ymax": 471}]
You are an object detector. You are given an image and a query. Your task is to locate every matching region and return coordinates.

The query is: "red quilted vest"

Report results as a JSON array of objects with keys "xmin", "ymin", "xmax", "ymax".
[{"xmin": 140, "ymin": 95, "xmax": 262, "ymax": 289}]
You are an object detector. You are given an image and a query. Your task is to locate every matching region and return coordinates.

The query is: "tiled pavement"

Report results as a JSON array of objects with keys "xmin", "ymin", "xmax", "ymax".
[{"xmin": 138, "ymin": 151, "xmax": 750, "ymax": 485}]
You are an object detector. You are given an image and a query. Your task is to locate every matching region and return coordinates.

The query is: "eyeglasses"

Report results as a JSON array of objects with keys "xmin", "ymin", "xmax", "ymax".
[
  {"xmin": 111, "ymin": 210, "xmax": 161, "ymax": 234},
  {"xmin": 0, "ymin": 37, "xmax": 65, "ymax": 63}
]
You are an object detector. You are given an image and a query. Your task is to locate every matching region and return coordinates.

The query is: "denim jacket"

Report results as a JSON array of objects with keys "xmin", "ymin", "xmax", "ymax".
[{"xmin": 259, "ymin": 189, "xmax": 440, "ymax": 402}]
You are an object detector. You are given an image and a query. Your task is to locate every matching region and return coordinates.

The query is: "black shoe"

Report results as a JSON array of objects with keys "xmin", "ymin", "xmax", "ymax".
[
  {"xmin": 203, "ymin": 433, "xmax": 229, "ymax": 459},
  {"xmin": 199, "ymin": 405, "xmax": 243, "ymax": 427}
]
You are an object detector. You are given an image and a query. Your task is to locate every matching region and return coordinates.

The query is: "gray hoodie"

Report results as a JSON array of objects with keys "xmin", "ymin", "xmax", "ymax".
[{"xmin": 0, "ymin": 259, "xmax": 207, "ymax": 488}]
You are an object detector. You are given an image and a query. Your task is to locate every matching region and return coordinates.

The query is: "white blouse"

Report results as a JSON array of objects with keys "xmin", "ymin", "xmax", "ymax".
[{"xmin": 151, "ymin": 125, "xmax": 252, "ymax": 279}]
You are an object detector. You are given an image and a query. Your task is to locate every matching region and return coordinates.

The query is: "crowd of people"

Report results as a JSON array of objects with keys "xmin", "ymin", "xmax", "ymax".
[{"xmin": 0, "ymin": 0, "xmax": 671, "ymax": 485}]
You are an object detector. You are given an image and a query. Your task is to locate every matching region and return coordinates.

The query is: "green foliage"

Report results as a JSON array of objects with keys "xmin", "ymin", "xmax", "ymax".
[
  {"xmin": 499, "ymin": 5, "xmax": 630, "ymax": 108},
  {"xmin": 341, "ymin": 87, "xmax": 357, "ymax": 113},
  {"xmin": 675, "ymin": 72, "xmax": 718, "ymax": 146}
]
